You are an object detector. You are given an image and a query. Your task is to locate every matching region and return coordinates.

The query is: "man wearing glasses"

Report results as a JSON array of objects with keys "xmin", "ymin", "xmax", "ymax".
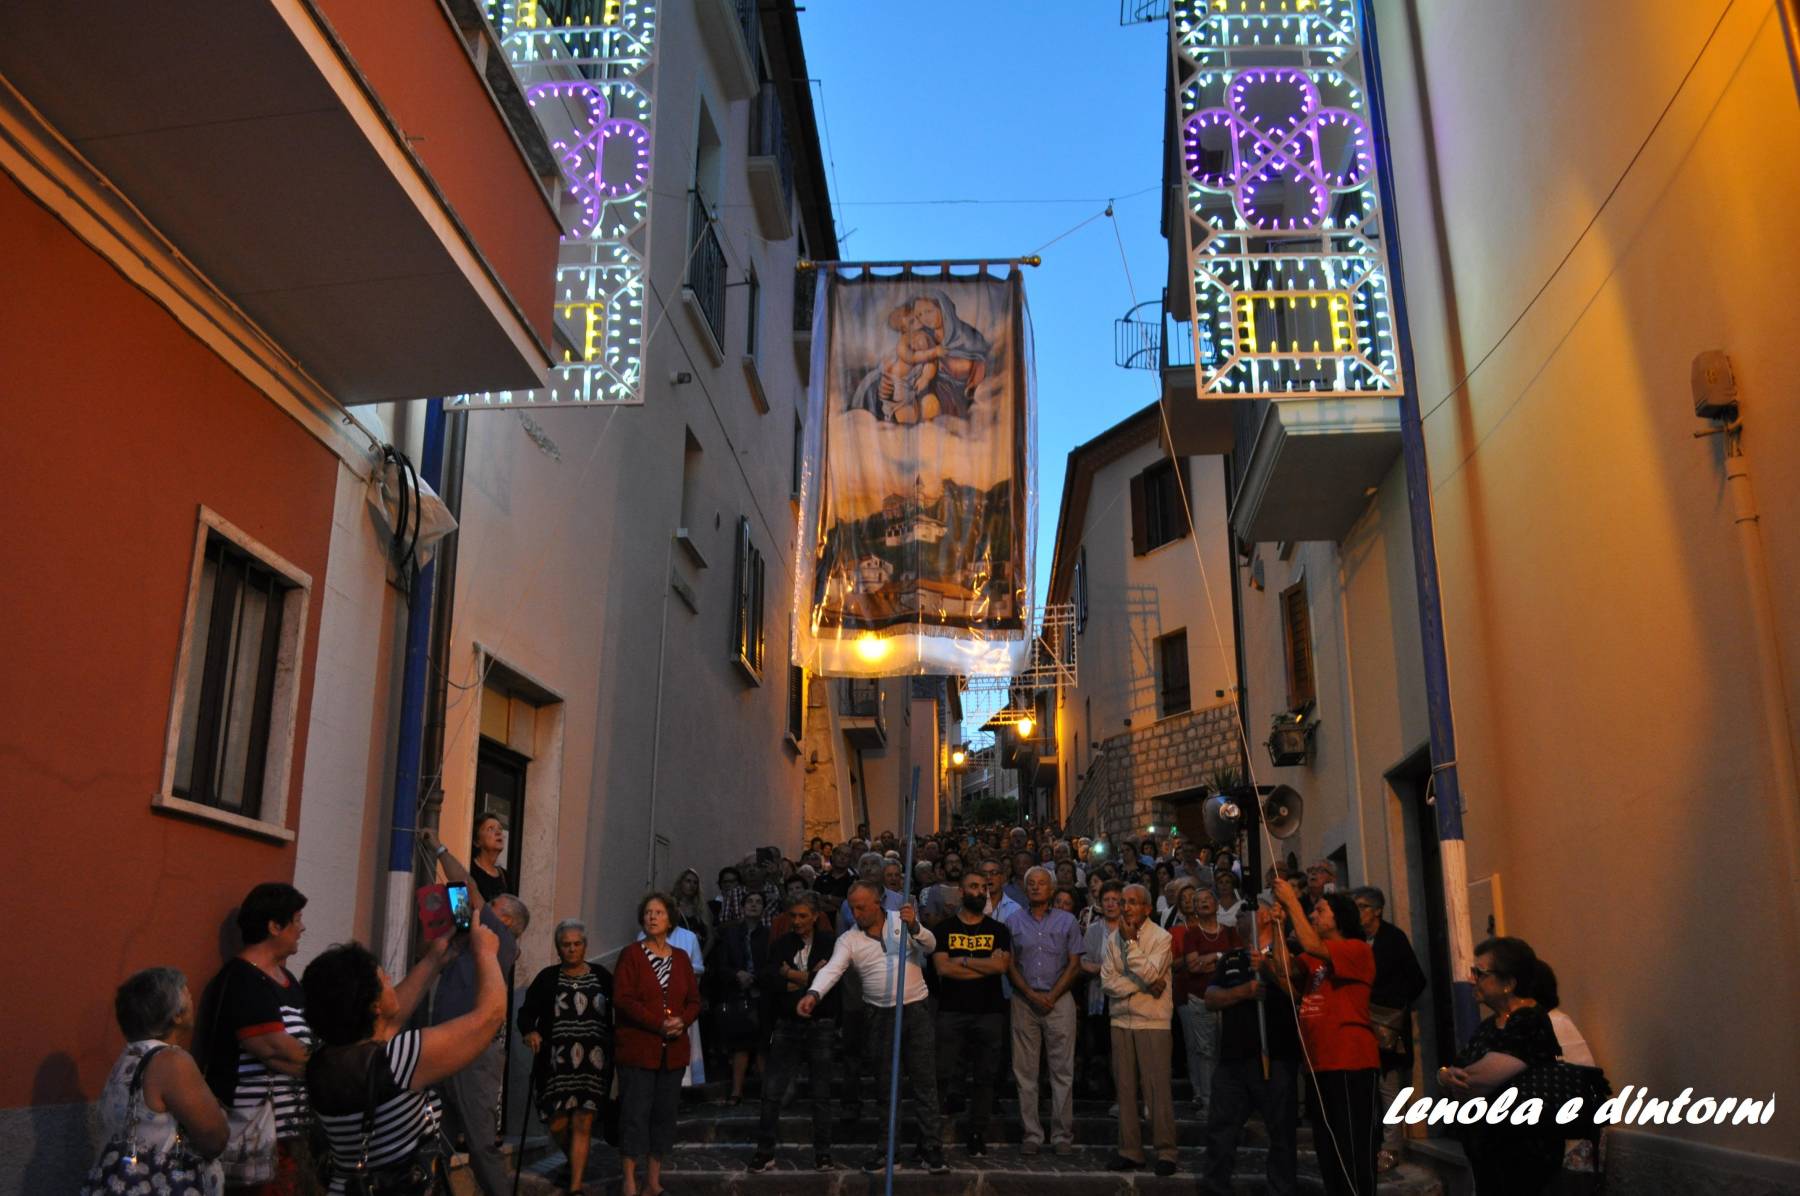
[{"xmin": 1352, "ymin": 887, "xmax": 1426, "ymax": 1173}]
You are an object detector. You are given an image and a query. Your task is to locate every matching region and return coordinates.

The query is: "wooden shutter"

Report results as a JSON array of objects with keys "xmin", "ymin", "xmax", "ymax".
[
  {"xmin": 1176, "ymin": 456, "xmax": 1192, "ymax": 535},
  {"xmin": 1281, "ymin": 583, "xmax": 1315, "ymax": 708},
  {"xmin": 1129, "ymin": 470, "xmax": 1148, "ymax": 556},
  {"xmin": 1159, "ymin": 629, "xmax": 1190, "ymax": 716}
]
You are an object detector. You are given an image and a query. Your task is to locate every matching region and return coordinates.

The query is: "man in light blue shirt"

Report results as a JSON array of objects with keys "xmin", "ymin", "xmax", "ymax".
[{"xmin": 1005, "ymin": 867, "xmax": 1085, "ymax": 1154}]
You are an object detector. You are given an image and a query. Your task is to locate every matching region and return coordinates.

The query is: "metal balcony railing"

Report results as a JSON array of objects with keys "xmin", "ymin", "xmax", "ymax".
[
  {"xmin": 793, "ymin": 270, "xmax": 817, "ymax": 334},
  {"xmin": 1114, "ymin": 299, "xmax": 1162, "ymax": 371},
  {"xmin": 1119, "ymin": 0, "xmax": 1169, "ymax": 25},
  {"xmin": 750, "ymin": 83, "xmax": 794, "ymax": 211},
  {"xmin": 736, "ymin": 0, "xmax": 761, "ymax": 72},
  {"xmin": 1116, "ymin": 290, "xmax": 1203, "ymax": 372},
  {"xmin": 686, "ymin": 196, "xmax": 727, "ymax": 346},
  {"xmin": 840, "ymin": 678, "xmax": 883, "ymax": 719}
]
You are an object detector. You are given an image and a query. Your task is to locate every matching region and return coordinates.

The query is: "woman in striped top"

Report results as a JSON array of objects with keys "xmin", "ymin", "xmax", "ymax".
[
  {"xmin": 614, "ymin": 893, "xmax": 701, "ymax": 1196},
  {"xmin": 300, "ymin": 917, "xmax": 506, "ymax": 1193}
]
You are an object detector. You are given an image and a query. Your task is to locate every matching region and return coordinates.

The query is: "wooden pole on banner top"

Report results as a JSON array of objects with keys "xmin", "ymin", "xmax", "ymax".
[{"xmin": 797, "ymin": 256, "xmax": 1041, "ymax": 272}]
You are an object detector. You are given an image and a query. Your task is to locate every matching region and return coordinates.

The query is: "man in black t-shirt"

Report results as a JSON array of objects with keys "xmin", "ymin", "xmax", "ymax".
[
  {"xmin": 930, "ymin": 868, "xmax": 1013, "ymax": 1157},
  {"xmin": 813, "ymin": 845, "xmax": 857, "ymax": 904},
  {"xmin": 1200, "ymin": 909, "xmax": 1302, "ymax": 1196}
]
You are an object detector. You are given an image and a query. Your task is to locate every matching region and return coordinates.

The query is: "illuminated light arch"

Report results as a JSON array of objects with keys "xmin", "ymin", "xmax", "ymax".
[
  {"xmin": 1171, "ymin": 0, "xmax": 1399, "ymax": 399},
  {"xmin": 450, "ymin": 0, "xmax": 659, "ymax": 408}
]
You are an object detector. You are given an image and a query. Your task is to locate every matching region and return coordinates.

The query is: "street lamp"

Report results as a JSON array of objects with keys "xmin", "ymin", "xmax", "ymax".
[
  {"xmin": 1267, "ymin": 708, "xmax": 1317, "ymax": 767},
  {"xmin": 1016, "ymin": 716, "xmax": 1035, "ymax": 739},
  {"xmin": 950, "ymin": 747, "xmax": 968, "ymax": 768}
]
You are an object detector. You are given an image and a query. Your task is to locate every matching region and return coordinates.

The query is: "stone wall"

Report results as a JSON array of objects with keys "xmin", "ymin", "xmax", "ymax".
[{"xmin": 1067, "ymin": 698, "xmax": 1242, "ymax": 841}]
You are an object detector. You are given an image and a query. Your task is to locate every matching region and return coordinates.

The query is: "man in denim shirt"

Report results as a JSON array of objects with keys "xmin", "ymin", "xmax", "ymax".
[{"xmin": 1004, "ymin": 867, "xmax": 1085, "ymax": 1154}]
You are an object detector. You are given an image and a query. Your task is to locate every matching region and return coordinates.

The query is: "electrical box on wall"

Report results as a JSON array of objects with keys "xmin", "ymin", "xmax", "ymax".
[{"xmin": 1691, "ymin": 350, "xmax": 1739, "ymax": 420}]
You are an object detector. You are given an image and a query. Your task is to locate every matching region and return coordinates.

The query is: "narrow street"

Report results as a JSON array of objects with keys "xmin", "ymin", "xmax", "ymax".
[{"xmin": 4, "ymin": 1, "xmax": 1798, "ymax": 1195}]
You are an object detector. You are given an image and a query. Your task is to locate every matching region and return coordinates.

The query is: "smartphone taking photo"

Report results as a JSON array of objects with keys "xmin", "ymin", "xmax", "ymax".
[{"xmin": 446, "ymin": 881, "xmax": 473, "ymax": 933}]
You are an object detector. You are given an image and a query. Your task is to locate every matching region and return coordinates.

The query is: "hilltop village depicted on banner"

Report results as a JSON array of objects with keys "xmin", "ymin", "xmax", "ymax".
[{"xmin": 819, "ymin": 473, "xmax": 1019, "ymax": 627}]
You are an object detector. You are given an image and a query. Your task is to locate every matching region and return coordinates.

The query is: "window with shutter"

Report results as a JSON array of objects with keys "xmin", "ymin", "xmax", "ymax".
[
  {"xmin": 1074, "ymin": 547, "xmax": 1089, "ymax": 633},
  {"xmin": 1135, "ymin": 458, "xmax": 1189, "ymax": 554},
  {"xmin": 786, "ymin": 665, "xmax": 805, "ymax": 740},
  {"xmin": 731, "ymin": 516, "xmax": 766, "ymax": 683},
  {"xmin": 1281, "ymin": 582, "xmax": 1315, "ymax": 708},
  {"xmin": 1157, "ymin": 628, "xmax": 1190, "ymax": 717}
]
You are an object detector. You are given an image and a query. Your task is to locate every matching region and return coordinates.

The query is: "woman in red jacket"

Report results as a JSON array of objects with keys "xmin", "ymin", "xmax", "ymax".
[{"xmin": 613, "ymin": 891, "xmax": 702, "ymax": 1196}]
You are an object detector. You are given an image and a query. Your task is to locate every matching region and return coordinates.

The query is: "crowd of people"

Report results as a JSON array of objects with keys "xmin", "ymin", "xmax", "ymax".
[{"xmin": 82, "ymin": 816, "xmax": 1602, "ymax": 1196}]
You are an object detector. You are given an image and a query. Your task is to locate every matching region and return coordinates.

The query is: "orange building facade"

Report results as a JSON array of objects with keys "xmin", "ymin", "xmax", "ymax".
[{"xmin": 0, "ymin": 3, "xmax": 558, "ymax": 1187}]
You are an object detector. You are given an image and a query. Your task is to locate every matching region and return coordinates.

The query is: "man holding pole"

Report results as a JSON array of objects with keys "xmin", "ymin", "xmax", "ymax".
[
  {"xmin": 797, "ymin": 880, "xmax": 948, "ymax": 1174},
  {"xmin": 1200, "ymin": 905, "xmax": 1300, "ymax": 1196}
]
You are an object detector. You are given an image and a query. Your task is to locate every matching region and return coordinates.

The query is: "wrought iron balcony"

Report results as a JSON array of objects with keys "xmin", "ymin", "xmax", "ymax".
[
  {"xmin": 685, "ymin": 197, "xmax": 727, "ymax": 351},
  {"xmin": 746, "ymin": 83, "xmax": 794, "ymax": 239},
  {"xmin": 693, "ymin": 0, "xmax": 758, "ymax": 101},
  {"xmin": 839, "ymin": 678, "xmax": 887, "ymax": 748}
]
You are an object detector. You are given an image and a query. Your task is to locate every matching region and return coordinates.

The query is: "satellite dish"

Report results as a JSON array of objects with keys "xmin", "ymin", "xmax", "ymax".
[
  {"xmin": 1201, "ymin": 794, "xmax": 1244, "ymax": 844},
  {"xmin": 1262, "ymin": 785, "xmax": 1303, "ymax": 839}
]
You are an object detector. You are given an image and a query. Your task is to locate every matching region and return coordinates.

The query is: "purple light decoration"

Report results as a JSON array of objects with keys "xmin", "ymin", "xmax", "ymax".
[
  {"xmin": 1182, "ymin": 68, "xmax": 1372, "ymax": 231},
  {"xmin": 526, "ymin": 81, "xmax": 651, "ymax": 238}
]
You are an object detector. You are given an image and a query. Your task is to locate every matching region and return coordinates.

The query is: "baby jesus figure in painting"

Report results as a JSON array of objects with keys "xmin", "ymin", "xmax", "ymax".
[
  {"xmin": 872, "ymin": 295, "xmax": 988, "ymax": 425},
  {"xmin": 878, "ymin": 300, "xmax": 944, "ymax": 424}
]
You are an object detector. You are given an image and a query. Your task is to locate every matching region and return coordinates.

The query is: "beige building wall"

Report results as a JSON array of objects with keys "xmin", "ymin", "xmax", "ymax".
[
  {"xmin": 1226, "ymin": 2, "xmax": 1800, "ymax": 1184},
  {"xmin": 433, "ymin": 1, "xmax": 830, "ymax": 967},
  {"xmin": 1053, "ymin": 432, "xmax": 1237, "ymax": 821}
]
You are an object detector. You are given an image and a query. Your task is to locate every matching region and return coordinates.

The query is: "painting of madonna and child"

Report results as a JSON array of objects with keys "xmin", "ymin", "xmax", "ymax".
[{"xmin": 799, "ymin": 271, "xmax": 1035, "ymax": 678}]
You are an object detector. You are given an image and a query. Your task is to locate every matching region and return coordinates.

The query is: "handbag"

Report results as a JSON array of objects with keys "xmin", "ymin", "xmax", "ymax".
[
  {"xmin": 203, "ymin": 965, "xmax": 278, "ymax": 1187},
  {"xmin": 1513, "ymin": 1060, "xmax": 1612, "ymax": 1139},
  {"xmin": 333, "ymin": 1044, "xmax": 447, "ymax": 1196},
  {"xmin": 218, "ymin": 1096, "xmax": 278, "ymax": 1186},
  {"xmin": 79, "ymin": 1046, "xmax": 217, "ymax": 1196},
  {"xmin": 1368, "ymin": 1002, "xmax": 1407, "ymax": 1054}
]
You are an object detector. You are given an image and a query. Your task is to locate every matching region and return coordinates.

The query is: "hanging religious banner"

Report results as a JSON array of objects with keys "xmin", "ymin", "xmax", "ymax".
[{"xmin": 793, "ymin": 268, "xmax": 1037, "ymax": 678}]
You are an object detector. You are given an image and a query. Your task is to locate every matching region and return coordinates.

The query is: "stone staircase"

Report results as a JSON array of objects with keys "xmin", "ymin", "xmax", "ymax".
[{"xmin": 495, "ymin": 1075, "xmax": 1445, "ymax": 1195}]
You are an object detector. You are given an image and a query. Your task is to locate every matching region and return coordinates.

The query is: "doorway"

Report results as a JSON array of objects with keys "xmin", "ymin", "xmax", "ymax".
[
  {"xmin": 476, "ymin": 738, "xmax": 528, "ymax": 886},
  {"xmin": 1388, "ymin": 745, "xmax": 1454, "ymax": 1077}
]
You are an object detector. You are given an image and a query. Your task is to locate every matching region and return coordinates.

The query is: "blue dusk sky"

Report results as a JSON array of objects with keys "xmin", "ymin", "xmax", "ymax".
[{"xmin": 796, "ymin": 1, "xmax": 1172, "ymax": 608}]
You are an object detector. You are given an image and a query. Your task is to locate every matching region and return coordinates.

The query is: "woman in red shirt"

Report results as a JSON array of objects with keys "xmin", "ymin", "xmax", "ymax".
[
  {"xmin": 1171, "ymin": 885, "xmax": 1239, "ymax": 1116},
  {"xmin": 613, "ymin": 893, "xmax": 702, "ymax": 1196},
  {"xmin": 1269, "ymin": 875, "xmax": 1378, "ymax": 1196}
]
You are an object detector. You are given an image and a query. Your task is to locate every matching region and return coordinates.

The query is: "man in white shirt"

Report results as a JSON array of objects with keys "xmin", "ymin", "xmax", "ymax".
[
  {"xmin": 1100, "ymin": 883, "xmax": 1178, "ymax": 1176},
  {"xmin": 799, "ymin": 881, "xmax": 946, "ymax": 1174}
]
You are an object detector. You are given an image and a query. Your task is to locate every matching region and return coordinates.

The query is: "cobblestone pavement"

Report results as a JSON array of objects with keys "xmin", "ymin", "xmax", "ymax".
[{"xmin": 494, "ymin": 1077, "xmax": 1446, "ymax": 1195}]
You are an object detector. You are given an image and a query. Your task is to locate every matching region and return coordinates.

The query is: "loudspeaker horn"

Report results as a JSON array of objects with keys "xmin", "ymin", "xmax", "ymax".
[
  {"xmin": 1262, "ymin": 785, "xmax": 1303, "ymax": 839},
  {"xmin": 1201, "ymin": 794, "xmax": 1244, "ymax": 844}
]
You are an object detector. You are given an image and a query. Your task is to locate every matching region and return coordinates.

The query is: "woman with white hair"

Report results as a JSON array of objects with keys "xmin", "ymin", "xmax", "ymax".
[
  {"xmin": 84, "ymin": 968, "xmax": 229, "ymax": 1195},
  {"xmin": 519, "ymin": 919, "xmax": 613, "ymax": 1194}
]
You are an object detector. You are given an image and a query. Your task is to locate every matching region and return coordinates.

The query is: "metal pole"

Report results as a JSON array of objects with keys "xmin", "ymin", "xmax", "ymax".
[
  {"xmin": 882, "ymin": 765, "xmax": 922, "ymax": 1195},
  {"xmin": 382, "ymin": 401, "xmax": 446, "ymax": 981},
  {"xmin": 1356, "ymin": 0, "xmax": 1481, "ymax": 1046}
]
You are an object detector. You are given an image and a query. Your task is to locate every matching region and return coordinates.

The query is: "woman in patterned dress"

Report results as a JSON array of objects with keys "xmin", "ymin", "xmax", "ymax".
[{"xmin": 519, "ymin": 919, "xmax": 613, "ymax": 1195}]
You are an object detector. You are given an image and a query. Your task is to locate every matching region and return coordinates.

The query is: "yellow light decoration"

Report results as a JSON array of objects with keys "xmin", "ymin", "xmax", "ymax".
[
  {"xmin": 1016, "ymin": 717, "xmax": 1035, "ymax": 739},
  {"xmin": 854, "ymin": 635, "xmax": 891, "ymax": 663}
]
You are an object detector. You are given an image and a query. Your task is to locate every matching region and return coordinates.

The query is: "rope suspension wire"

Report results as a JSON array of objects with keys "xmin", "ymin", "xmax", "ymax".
[{"xmin": 1074, "ymin": 20, "xmax": 1369, "ymax": 1188}]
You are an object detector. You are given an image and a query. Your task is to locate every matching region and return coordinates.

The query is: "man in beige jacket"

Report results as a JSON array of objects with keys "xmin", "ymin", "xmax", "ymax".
[{"xmin": 1099, "ymin": 882, "xmax": 1178, "ymax": 1176}]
